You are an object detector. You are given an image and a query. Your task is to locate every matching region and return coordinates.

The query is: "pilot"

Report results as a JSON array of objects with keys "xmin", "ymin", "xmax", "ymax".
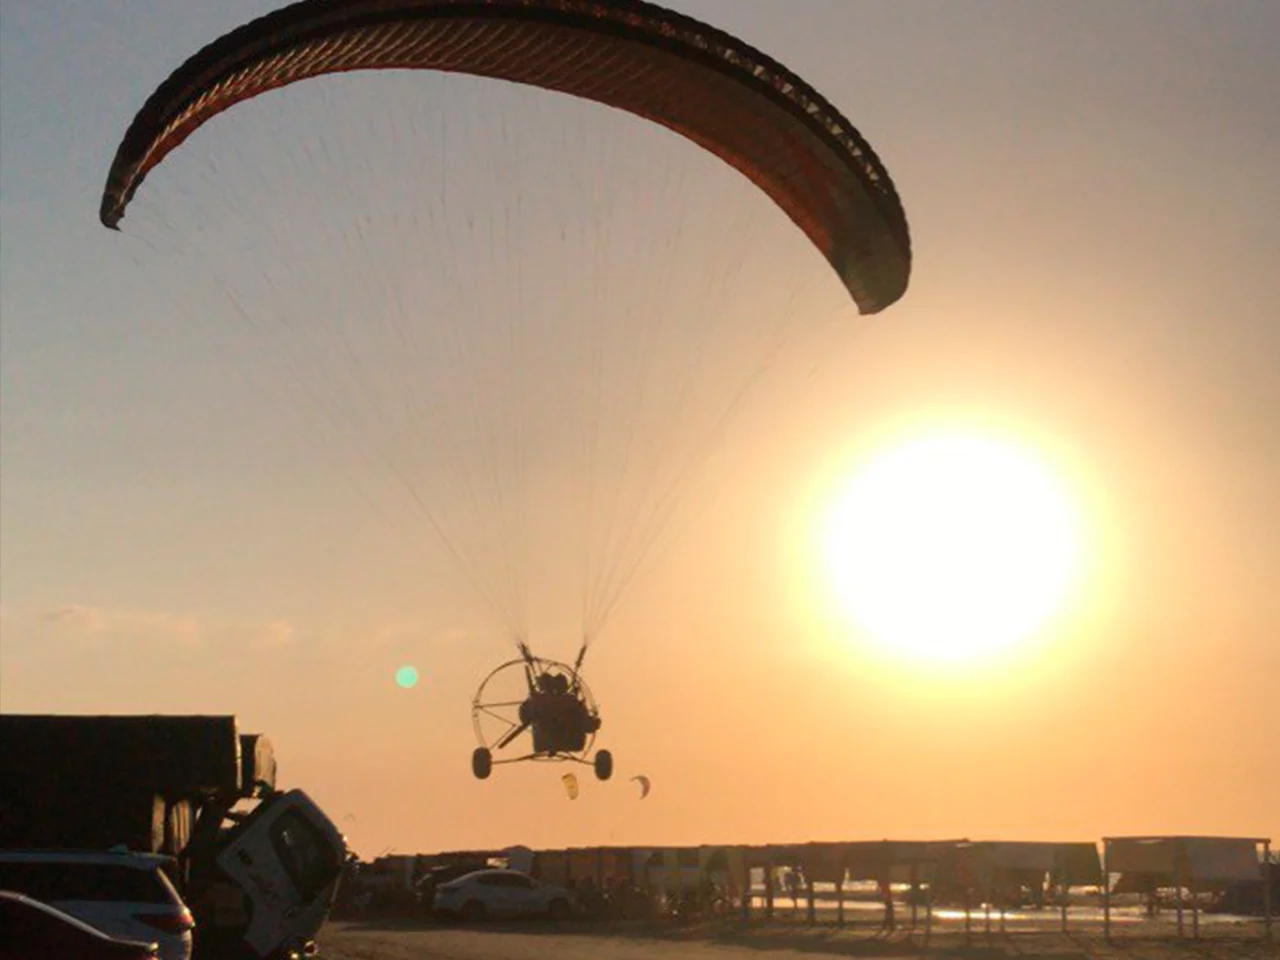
[{"xmin": 529, "ymin": 672, "xmax": 598, "ymax": 753}]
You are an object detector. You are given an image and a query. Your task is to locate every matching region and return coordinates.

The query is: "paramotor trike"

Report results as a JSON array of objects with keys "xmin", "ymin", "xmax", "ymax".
[{"xmin": 470, "ymin": 650, "xmax": 613, "ymax": 782}]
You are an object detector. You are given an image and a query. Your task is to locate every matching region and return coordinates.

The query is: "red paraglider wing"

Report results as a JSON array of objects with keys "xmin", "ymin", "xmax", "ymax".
[{"xmin": 100, "ymin": 0, "xmax": 910, "ymax": 313}]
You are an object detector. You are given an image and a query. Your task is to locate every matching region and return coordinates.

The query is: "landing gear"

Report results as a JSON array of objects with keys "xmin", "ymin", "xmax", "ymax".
[
  {"xmin": 471, "ymin": 747, "xmax": 492, "ymax": 780},
  {"xmin": 594, "ymin": 749, "xmax": 613, "ymax": 781}
]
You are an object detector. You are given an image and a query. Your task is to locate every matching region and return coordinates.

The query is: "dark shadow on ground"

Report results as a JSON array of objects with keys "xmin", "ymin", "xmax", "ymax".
[
  {"xmin": 329, "ymin": 916, "xmax": 1273, "ymax": 960},
  {"xmin": 328, "ymin": 916, "xmax": 1118, "ymax": 958}
]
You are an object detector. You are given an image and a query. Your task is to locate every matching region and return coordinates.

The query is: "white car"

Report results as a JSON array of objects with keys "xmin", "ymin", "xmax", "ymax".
[
  {"xmin": 0, "ymin": 849, "xmax": 193, "ymax": 960},
  {"xmin": 433, "ymin": 869, "xmax": 574, "ymax": 921}
]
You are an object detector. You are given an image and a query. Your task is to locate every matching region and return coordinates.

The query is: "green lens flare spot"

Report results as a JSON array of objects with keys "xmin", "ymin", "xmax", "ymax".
[{"xmin": 395, "ymin": 665, "xmax": 420, "ymax": 689}]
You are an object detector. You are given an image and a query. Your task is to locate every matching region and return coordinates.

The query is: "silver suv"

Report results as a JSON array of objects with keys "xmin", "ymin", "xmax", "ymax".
[{"xmin": 0, "ymin": 849, "xmax": 194, "ymax": 960}]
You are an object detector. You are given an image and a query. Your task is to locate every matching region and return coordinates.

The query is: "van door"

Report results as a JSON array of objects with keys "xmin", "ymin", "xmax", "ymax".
[{"xmin": 216, "ymin": 790, "xmax": 344, "ymax": 957}]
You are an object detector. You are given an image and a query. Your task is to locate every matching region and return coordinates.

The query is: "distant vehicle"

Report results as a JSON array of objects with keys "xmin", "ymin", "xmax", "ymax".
[
  {"xmin": 0, "ymin": 890, "xmax": 160, "ymax": 960},
  {"xmin": 415, "ymin": 862, "xmax": 488, "ymax": 909},
  {"xmin": 0, "ymin": 850, "xmax": 192, "ymax": 960},
  {"xmin": 433, "ymin": 869, "xmax": 574, "ymax": 921}
]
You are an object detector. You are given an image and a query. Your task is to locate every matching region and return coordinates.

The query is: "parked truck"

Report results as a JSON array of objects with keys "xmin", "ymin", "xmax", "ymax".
[{"xmin": 0, "ymin": 714, "xmax": 348, "ymax": 959}]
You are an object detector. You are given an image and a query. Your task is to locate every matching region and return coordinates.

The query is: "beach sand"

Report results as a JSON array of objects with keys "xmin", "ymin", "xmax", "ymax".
[{"xmin": 319, "ymin": 917, "xmax": 1276, "ymax": 960}]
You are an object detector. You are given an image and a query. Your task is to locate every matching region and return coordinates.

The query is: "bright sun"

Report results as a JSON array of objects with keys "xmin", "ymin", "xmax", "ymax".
[{"xmin": 824, "ymin": 432, "xmax": 1083, "ymax": 664}]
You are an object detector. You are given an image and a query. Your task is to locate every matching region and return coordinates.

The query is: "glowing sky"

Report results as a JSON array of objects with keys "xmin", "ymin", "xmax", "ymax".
[{"xmin": 2, "ymin": 1, "xmax": 1278, "ymax": 858}]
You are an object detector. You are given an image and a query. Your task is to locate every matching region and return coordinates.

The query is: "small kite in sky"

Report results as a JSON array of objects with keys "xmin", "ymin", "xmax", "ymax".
[{"xmin": 562, "ymin": 772, "xmax": 580, "ymax": 801}]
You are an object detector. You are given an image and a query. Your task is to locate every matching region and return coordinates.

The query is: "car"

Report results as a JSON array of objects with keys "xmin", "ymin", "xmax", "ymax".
[
  {"xmin": 415, "ymin": 861, "xmax": 488, "ymax": 910},
  {"xmin": 0, "ymin": 850, "xmax": 193, "ymax": 960},
  {"xmin": 0, "ymin": 891, "xmax": 160, "ymax": 960},
  {"xmin": 433, "ymin": 869, "xmax": 574, "ymax": 921}
]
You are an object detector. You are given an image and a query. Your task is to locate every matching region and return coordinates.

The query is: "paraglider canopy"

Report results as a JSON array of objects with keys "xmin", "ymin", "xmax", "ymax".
[
  {"xmin": 100, "ymin": 0, "xmax": 910, "ymax": 313},
  {"xmin": 631, "ymin": 774, "xmax": 652, "ymax": 799}
]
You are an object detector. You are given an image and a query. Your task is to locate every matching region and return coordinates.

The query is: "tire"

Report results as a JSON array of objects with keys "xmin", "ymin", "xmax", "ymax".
[
  {"xmin": 593, "ymin": 749, "xmax": 613, "ymax": 781},
  {"xmin": 471, "ymin": 747, "xmax": 492, "ymax": 780},
  {"xmin": 462, "ymin": 900, "xmax": 488, "ymax": 923},
  {"xmin": 548, "ymin": 898, "xmax": 571, "ymax": 921}
]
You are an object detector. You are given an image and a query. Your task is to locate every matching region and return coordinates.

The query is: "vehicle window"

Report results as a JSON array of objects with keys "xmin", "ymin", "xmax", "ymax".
[
  {"xmin": 0, "ymin": 898, "xmax": 65, "ymax": 941},
  {"xmin": 269, "ymin": 810, "xmax": 341, "ymax": 901},
  {"xmin": 484, "ymin": 873, "xmax": 533, "ymax": 888},
  {"xmin": 0, "ymin": 896, "xmax": 106, "ymax": 940},
  {"xmin": 0, "ymin": 862, "xmax": 168, "ymax": 902}
]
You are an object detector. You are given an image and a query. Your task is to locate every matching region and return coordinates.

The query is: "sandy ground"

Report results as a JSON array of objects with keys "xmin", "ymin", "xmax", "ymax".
[{"xmin": 318, "ymin": 919, "xmax": 1277, "ymax": 960}]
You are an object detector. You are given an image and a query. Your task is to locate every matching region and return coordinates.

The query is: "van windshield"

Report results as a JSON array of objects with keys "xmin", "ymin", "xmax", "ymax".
[{"xmin": 270, "ymin": 811, "xmax": 341, "ymax": 901}]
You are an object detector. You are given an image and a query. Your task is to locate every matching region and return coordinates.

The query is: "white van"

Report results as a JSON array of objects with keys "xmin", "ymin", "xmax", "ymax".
[{"xmin": 197, "ymin": 789, "xmax": 346, "ymax": 959}]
